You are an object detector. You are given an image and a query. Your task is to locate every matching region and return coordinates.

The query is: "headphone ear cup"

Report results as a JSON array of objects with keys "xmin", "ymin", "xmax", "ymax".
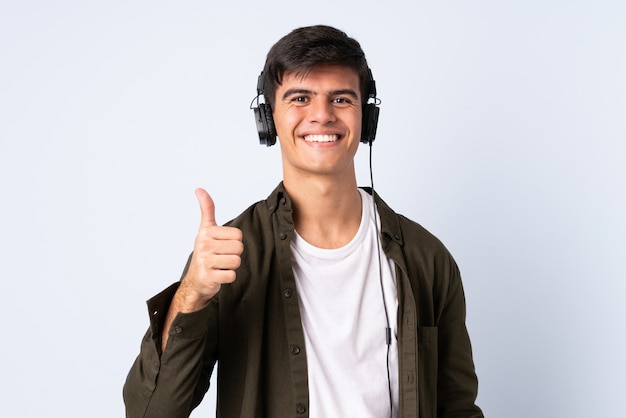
[
  {"xmin": 263, "ymin": 104, "xmax": 277, "ymax": 146},
  {"xmin": 361, "ymin": 103, "xmax": 380, "ymax": 144},
  {"xmin": 254, "ymin": 103, "xmax": 277, "ymax": 146}
]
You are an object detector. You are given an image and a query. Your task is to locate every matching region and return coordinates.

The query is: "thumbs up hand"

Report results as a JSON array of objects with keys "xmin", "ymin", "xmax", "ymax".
[
  {"xmin": 161, "ymin": 188, "xmax": 243, "ymax": 350},
  {"xmin": 178, "ymin": 188, "xmax": 244, "ymax": 309}
]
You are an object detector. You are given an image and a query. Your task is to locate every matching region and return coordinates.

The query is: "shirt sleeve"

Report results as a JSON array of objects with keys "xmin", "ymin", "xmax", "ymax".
[
  {"xmin": 123, "ymin": 282, "xmax": 219, "ymax": 418},
  {"xmin": 436, "ymin": 262, "xmax": 484, "ymax": 418}
]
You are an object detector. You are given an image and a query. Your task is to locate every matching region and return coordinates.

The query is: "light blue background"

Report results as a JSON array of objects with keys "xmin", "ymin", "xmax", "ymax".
[{"xmin": 1, "ymin": 1, "xmax": 624, "ymax": 417}]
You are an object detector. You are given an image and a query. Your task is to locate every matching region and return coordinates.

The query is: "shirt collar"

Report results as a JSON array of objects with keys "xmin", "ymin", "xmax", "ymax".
[{"xmin": 266, "ymin": 182, "xmax": 403, "ymax": 247}]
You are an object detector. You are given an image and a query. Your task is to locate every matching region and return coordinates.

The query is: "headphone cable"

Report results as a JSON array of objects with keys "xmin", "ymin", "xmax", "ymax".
[{"xmin": 369, "ymin": 141, "xmax": 394, "ymax": 418}]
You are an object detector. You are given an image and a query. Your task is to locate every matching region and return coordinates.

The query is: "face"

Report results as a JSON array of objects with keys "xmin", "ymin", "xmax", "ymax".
[{"xmin": 272, "ymin": 65, "xmax": 363, "ymax": 182}]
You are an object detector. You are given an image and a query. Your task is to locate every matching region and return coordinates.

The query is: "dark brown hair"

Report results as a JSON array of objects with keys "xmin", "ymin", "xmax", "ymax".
[{"xmin": 262, "ymin": 25, "xmax": 371, "ymax": 108}]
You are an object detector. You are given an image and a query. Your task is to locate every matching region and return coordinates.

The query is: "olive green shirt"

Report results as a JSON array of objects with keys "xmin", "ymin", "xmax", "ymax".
[{"xmin": 123, "ymin": 183, "xmax": 483, "ymax": 417}]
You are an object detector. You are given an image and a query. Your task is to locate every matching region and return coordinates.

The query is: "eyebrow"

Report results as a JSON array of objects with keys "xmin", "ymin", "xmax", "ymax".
[{"xmin": 281, "ymin": 88, "xmax": 360, "ymax": 101}]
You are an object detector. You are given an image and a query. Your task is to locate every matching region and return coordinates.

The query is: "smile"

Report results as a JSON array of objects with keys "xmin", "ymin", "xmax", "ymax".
[{"xmin": 303, "ymin": 134, "xmax": 339, "ymax": 143}]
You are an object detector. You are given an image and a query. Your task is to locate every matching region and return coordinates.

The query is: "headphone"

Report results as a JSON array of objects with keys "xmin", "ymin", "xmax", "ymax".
[{"xmin": 252, "ymin": 69, "xmax": 380, "ymax": 146}]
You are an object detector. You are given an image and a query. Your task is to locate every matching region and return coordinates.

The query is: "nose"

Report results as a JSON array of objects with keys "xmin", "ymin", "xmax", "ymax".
[{"xmin": 307, "ymin": 98, "xmax": 336, "ymax": 125}]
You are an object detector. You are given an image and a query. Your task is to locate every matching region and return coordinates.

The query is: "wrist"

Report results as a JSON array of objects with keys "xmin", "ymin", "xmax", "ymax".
[{"xmin": 175, "ymin": 279, "xmax": 217, "ymax": 313}]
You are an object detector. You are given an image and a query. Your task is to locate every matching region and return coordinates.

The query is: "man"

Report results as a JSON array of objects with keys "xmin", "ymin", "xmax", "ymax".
[{"xmin": 124, "ymin": 25, "xmax": 483, "ymax": 418}]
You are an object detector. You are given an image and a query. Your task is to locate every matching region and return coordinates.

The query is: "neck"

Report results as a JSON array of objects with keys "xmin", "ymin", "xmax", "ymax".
[{"xmin": 284, "ymin": 176, "xmax": 362, "ymax": 249}]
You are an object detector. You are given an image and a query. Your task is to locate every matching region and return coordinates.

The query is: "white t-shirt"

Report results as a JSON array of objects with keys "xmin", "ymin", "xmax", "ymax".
[{"xmin": 290, "ymin": 188, "xmax": 399, "ymax": 418}]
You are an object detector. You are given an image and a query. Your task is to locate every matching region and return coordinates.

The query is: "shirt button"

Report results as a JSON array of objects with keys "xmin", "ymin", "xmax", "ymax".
[
  {"xmin": 283, "ymin": 288, "xmax": 293, "ymax": 298},
  {"xmin": 279, "ymin": 233, "xmax": 287, "ymax": 240},
  {"xmin": 291, "ymin": 345, "xmax": 301, "ymax": 355},
  {"xmin": 173, "ymin": 325, "xmax": 183, "ymax": 334},
  {"xmin": 394, "ymin": 234, "xmax": 401, "ymax": 240},
  {"xmin": 281, "ymin": 197, "xmax": 287, "ymax": 205},
  {"xmin": 296, "ymin": 404, "xmax": 306, "ymax": 414}
]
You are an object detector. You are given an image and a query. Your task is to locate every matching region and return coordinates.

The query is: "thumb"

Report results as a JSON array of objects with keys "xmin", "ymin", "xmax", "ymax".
[{"xmin": 195, "ymin": 188, "xmax": 217, "ymax": 227}]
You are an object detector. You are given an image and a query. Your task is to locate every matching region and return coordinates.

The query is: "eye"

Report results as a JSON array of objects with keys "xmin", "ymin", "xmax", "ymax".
[
  {"xmin": 332, "ymin": 97, "xmax": 352, "ymax": 106},
  {"xmin": 292, "ymin": 96, "xmax": 309, "ymax": 104}
]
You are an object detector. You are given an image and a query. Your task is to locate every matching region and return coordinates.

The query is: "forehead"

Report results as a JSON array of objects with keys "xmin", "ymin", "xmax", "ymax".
[{"xmin": 279, "ymin": 65, "xmax": 360, "ymax": 91}]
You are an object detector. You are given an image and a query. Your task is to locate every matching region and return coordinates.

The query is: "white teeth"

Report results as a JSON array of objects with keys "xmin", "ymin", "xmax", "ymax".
[{"xmin": 304, "ymin": 135, "xmax": 339, "ymax": 143}]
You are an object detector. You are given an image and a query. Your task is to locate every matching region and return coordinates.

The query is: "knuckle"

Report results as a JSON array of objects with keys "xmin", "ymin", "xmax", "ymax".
[
  {"xmin": 222, "ymin": 270, "xmax": 237, "ymax": 283},
  {"xmin": 226, "ymin": 226, "xmax": 242, "ymax": 240}
]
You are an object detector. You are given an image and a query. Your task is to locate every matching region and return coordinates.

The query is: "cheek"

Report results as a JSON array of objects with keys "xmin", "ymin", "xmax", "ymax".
[
  {"xmin": 349, "ymin": 110, "xmax": 363, "ymax": 135},
  {"xmin": 273, "ymin": 109, "xmax": 300, "ymax": 136}
]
